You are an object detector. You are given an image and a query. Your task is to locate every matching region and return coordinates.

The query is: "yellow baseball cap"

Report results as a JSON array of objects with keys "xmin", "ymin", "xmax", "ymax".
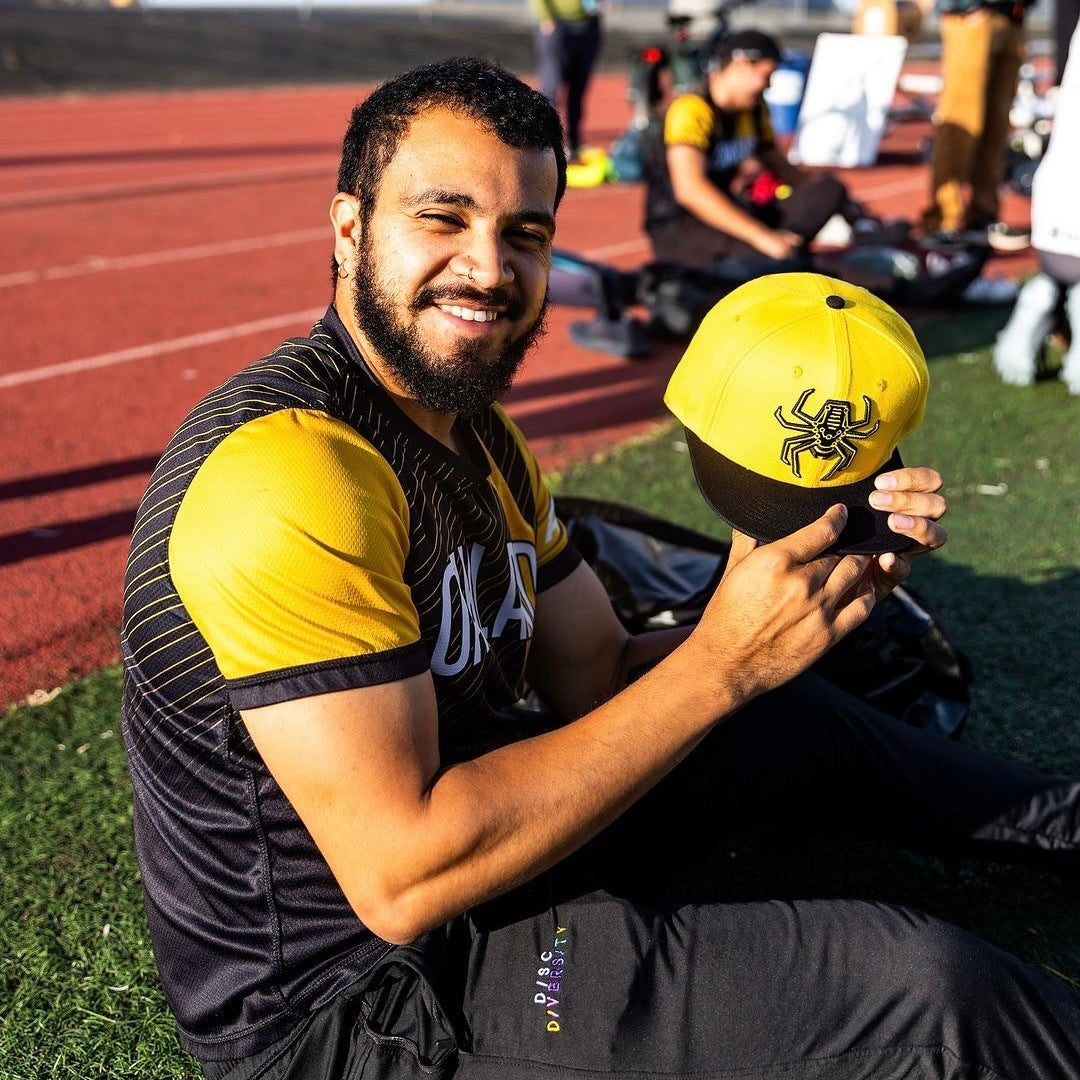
[{"xmin": 664, "ymin": 272, "xmax": 929, "ymax": 554}]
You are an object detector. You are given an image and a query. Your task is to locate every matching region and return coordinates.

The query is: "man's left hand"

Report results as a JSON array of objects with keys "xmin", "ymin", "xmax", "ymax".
[{"xmin": 866, "ymin": 466, "xmax": 947, "ymax": 599}]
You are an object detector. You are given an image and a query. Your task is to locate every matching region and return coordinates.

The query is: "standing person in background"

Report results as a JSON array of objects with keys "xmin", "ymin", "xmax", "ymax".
[
  {"xmin": 530, "ymin": 0, "xmax": 602, "ymax": 161},
  {"xmin": 993, "ymin": 18, "xmax": 1080, "ymax": 394},
  {"xmin": 921, "ymin": 0, "xmax": 1035, "ymax": 250}
]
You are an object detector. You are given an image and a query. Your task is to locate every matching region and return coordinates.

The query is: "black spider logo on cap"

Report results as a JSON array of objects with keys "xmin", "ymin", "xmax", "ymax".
[{"xmin": 774, "ymin": 389, "xmax": 880, "ymax": 480}]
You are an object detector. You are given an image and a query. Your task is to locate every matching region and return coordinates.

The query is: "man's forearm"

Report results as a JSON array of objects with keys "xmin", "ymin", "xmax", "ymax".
[
  {"xmin": 677, "ymin": 178, "xmax": 779, "ymax": 250},
  {"xmin": 370, "ymin": 634, "xmax": 747, "ymax": 943},
  {"xmin": 622, "ymin": 625, "xmax": 694, "ymax": 683}
]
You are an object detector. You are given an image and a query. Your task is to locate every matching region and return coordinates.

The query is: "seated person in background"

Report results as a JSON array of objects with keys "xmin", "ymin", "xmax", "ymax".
[
  {"xmin": 992, "ymin": 17, "xmax": 1080, "ymax": 395},
  {"xmin": 643, "ymin": 29, "xmax": 867, "ymax": 276}
]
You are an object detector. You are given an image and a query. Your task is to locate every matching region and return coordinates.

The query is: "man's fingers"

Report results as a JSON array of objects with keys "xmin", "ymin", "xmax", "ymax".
[
  {"xmin": 776, "ymin": 504, "xmax": 850, "ymax": 565},
  {"xmin": 869, "ymin": 489, "xmax": 947, "ymax": 526},
  {"xmin": 829, "ymin": 576, "xmax": 878, "ymax": 639},
  {"xmin": 730, "ymin": 506, "xmax": 857, "ymax": 584},
  {"xmin": 871, "ymin": 465, "xmax": 948, "ymax": 556},
  {"xmin": 874, "ymin": 466, "xmax": 943, "ymax": 495},
  {"xmin": 888, "ymin": 514, "xmax": 947, "ymax": 553},
  {"xmin": 870, "ymin": 467, "xmax": 946, "ymax": 532}
]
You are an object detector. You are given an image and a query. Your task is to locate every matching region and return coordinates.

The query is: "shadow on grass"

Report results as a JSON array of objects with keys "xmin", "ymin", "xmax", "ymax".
[
  {"xmin": 554, "ymin": 437, "xmax": 1080, "ymax": 981},
  {"xmin": 911, "ymin": 559, "xmax": 1080, "ymax": 774},
  {"xmin": 909, "ymin": 303, "xmax": 1015, "ymax": 360},
  {"xmin": 667, "ymin": 825, "xmax": 1080, "ymax": 988},
  {"xmin": 660, "ymin": 555, "xmax": 1080, "ymax": 983}
]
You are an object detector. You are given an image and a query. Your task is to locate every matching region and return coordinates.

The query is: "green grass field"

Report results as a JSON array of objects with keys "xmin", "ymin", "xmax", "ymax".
[{"xmin": 2, "ymin": 307, "xmax": 1078, "ymax": 1078}]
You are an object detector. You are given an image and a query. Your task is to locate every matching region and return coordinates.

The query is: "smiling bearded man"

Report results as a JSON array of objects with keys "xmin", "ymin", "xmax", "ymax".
[{"xmin": 350, "ymin": 225, "xmax": 549, "ymax": 417}]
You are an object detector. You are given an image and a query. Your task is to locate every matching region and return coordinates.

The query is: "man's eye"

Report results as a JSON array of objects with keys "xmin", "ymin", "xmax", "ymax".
[
  {"xmin": 421, "ymin": 212, "xmax": 462, "ymax": 227},
  {"xmin": 509, "ymin": 228, "xmax": 550, "ymax": 245}
]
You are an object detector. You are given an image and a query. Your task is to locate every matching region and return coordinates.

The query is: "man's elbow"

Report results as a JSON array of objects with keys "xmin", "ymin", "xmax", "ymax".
[
  {"xmin": 671, "ymin": 182, "xmax": 700, "ymax": 214},
  {"xmin": 350, "ymin": 880, "xmax": 450, "ymax": 946},
  {"xmin": 672, "ymin": 182, "xmax": 717, "ymax": 223}
]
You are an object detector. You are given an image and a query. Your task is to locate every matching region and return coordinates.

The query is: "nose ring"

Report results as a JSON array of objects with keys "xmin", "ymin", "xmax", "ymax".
[{"xmin": 467, "ymin": 266, "xmax": 475, "ymax": 282}]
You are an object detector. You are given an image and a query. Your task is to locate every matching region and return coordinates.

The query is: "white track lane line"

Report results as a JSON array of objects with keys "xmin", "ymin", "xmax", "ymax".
[
  {"xmin": 0, "ymin": 228, "xmax": 327, "ymax": 289},
  {"xmin": 0, "ymin": 160, "xmax": 336, "ymax": 210},
  {"xmin": 0, "ymin": 309, "xmax": 323, "ymax": 390},
  {"xmin": 0, "ymin": 235, "xmax": 652, "ymax": 390}
]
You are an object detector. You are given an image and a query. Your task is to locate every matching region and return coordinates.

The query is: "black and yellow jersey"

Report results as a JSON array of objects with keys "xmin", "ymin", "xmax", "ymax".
[
  {"xmin": 643, "ymin": 92, "xmax": 776, "ymax": 231},
  {"xmin": 120, "ymin": 306, "xmax": 580, "ymax": 1060}
]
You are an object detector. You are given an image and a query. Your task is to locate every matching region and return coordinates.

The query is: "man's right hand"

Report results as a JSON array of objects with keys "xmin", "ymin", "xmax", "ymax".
[
  {"xmin": 755, "ymin": 227, "xmax": 803, "ymax": 261},
  {"xmin": 687, "ymin": 504, "xmax": 876, "ymax": 706}
]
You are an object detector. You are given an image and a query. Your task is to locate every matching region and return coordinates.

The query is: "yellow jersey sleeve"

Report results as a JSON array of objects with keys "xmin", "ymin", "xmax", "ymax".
[
  {"xmin": 170, "ymin": 409, "xmax": 419, "ymax": 682},
  {"xmin": 663, "ymin": 93, "xmax": 715, "ymax": 151}
]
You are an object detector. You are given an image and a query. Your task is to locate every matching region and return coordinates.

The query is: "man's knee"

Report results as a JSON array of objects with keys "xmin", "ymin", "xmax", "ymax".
[{"xmin": 826, "ymin": 901, "xmax": 1026, "ymax": 1010}]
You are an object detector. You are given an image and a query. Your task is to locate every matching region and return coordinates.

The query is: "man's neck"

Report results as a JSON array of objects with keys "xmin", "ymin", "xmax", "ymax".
[
  {"xmin": 333, "ymin": 296, "xmax": 462, "ymax": 454},
  {"xmin": 394, "ymin": 394, "xmax": 463, "ymax": 455},
  {"xmin": 705, "ymin": 71, "xmax": 746, "ymax": 114},
  {"xmin": 709, "ymin": 88, "xmax": 739, "ymax": 113}
]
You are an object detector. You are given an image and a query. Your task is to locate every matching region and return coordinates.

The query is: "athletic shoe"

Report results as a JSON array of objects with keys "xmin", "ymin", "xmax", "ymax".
[
  {"xmin": 924, "ymin": 223, "xmax": 1031, "ymax": 252},
  {"xmin": 984, "ymin": 221, "xmax": 1031, "ymax": 252},
  {"xmin": 569, "ymin": 315, "xmax": 652, "ymax": 359},
  {"xmin": 1061, "ymin": 364, "xmax": 1080, "ymax": 396},
  {"xmin": 814, "ymin": 213, "xmax": 853, "ymax": 248}
]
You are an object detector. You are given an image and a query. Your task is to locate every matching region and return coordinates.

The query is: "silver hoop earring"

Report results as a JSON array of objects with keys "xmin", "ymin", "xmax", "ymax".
[{"xmin": 337, "ymin": 262, "xmax": 349, "ymax": 280}]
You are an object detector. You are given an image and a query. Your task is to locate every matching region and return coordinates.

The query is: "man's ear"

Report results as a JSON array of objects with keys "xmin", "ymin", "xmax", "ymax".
[{"xmin": 329, "ymin": 193, "xmax": 360, "ymax": 270}]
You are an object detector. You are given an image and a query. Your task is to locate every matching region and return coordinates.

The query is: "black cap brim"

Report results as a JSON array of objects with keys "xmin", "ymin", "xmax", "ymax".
[{"xmin": 683, "ymin": 428, "xmax": 915, "ymax": 555}]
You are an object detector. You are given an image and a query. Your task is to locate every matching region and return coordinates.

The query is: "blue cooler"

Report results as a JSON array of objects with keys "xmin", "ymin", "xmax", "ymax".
[{"xmin": 764, "ymin": 49, "xmax": 811, "ymax": 137}]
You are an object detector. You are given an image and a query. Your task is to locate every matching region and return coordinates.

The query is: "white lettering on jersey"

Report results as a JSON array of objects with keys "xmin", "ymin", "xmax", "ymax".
[
  {"xmin": 491, "ymin": 541, "xmax": 536, "ymax": 641},
  {"xmin": 431, "ymin": 541, "xmax": 539, "ymax": 675},
  {"xmin": 431, "ymin": 543, "xmax": 489, "ymax": 677}
]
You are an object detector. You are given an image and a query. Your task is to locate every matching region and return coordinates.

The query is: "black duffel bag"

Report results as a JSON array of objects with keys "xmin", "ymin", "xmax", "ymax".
[{"xmin": 556, "ymin": 495, "xmax": 972, "ymax": 739}]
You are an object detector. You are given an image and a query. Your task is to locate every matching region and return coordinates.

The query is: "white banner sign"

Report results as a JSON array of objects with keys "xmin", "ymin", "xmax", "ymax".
[{"xmin": 791, "ymin": 32, "xmax": 908, "ymax": 169}]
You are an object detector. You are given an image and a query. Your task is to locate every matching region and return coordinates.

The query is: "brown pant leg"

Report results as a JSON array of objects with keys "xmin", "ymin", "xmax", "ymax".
[
  {"xmin": 924, "ymin": 10, "xmax": 994, "ymax": 232},
  {"xmin": 967, "ymin": 13, "xmax": 1025, "ymax": 226}
]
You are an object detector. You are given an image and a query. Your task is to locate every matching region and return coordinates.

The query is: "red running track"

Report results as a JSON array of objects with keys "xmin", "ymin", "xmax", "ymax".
[{"xmin": 0, "ymin": 72, "xmax": 1034, "ymax": 708}]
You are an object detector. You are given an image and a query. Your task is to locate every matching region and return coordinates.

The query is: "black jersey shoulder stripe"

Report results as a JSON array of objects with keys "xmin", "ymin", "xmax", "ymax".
[{"xmin": 226, "ymin": 642, "xmax": 430, "ymax": 711}]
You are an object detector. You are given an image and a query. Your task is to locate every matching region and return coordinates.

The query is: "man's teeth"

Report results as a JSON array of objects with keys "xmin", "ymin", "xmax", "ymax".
[{"xmin": 439, "ymin": 304, "xmax": 498, "ymax": 323}]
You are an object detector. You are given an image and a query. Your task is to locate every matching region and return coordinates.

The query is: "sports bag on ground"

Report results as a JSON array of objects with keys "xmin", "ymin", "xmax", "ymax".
[
  {"xmin": 813, "ymin": 240, "xmax": 989, "ymax": 307},
  {"xmin": 556, "ymin": 495, "xmax": 972, "ymax": 739}
]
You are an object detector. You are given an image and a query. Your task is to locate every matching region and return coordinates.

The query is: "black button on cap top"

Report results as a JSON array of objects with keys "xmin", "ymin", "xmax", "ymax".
[{"xmin": 825, "ymin": 294, "xmax": 845, "ymax": 309}]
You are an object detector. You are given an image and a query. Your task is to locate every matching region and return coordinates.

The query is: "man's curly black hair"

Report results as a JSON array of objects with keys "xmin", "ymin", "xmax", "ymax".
[
  {"xmin": 337, "ymin": 55, "xmax": 567, "ymax": 231},
  {"xmin": 711, "ymin": 28, "xmax": 782, "ymax": 69}
]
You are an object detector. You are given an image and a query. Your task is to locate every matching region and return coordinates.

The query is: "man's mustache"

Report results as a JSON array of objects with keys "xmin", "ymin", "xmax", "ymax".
[{"xmin": 413, "ymin": 283, "xmax": 526, "ymax": 321}]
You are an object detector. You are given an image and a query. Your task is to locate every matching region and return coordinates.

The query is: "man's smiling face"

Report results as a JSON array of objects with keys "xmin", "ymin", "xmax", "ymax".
[{"xmin": 349, "ymin": 106, "xmax": 558, "ymax": 416}]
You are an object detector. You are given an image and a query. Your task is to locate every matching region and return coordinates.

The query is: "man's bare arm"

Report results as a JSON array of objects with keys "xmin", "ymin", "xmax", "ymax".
[
  {"xmin": 242, "ymin": 506, "xmax": 877, "ymax": 946},
  {"xmin": 520, "ymin": 557, "xmax": 693, "ymax": 722},
  {"xmin": 666, "ymin": 143, "xmax": 801, "ymax": 260}
]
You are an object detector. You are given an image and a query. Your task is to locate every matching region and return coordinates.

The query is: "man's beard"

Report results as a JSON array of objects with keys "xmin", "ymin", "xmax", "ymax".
[{"xmin": 352, "ymin": 240, "xmax": 548, "ymax": 417}]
